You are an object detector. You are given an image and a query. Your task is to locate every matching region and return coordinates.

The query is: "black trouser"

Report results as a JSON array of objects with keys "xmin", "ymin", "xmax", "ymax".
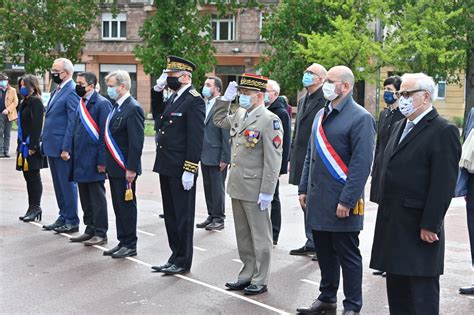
[
  {"xmin": 313, "ymin": 230, "xmax": 362, "ymax": 312},
  {"xmin": 78, "ymin": 181, "xmax": 108, "ymax": 238},
  {"xmin": 466, "ymin": 174, "xmax": 474, "ymax": 266},
  {"xmin": 108, "ymin": 178, "xmax": 137, "ymax": 248},
  {"xmin": 270, "ymin": 179, "xmax": 281, "ymax": 242},
  {"xmin": 386, "ymin": 273, "xmax": 439, "ymax": 315},
  {"xmin": 160, "ymin": 175, "xmax": 196, "ymax": 270},
  {"xmin": 201, "ymin": 164, "xmax": 226, "ymax": 223},
  {"xmin": 22, "ymin": 169, "xmax": 42, "ymax": 209}
]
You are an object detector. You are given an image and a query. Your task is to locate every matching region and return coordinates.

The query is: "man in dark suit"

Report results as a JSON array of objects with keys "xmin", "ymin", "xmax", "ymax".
[
  {"xmin": 152, "ymin": 56, "xmax": 205, "ymax": 274},
  {"xmin": 370, "ymin": 73, "xmax": 461, "ymax": 314},
  {"xmin": 102, "ymin": 70, "xmax": 144, "ymax": 258},
  {"xmin": 196, "ymin": 76, "xmax": 230, "ymax": 231},
  {"xmin": 42, "ymin": 58, "xmax": 80, "ymax": 233},
  {"xmin": 265, "ymin": 79, "xmax": 291, "ymax": 245},
  {"xmin": 289, "ymin": 63, "xmax": 327, "ymax": 257},
  {"xmin": 69, "ymin": 72, "xmax": 112, "ymax": 246}
]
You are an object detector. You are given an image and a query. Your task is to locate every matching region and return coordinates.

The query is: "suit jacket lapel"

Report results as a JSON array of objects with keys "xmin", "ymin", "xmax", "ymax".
[
  {"xmin": 300, "ymin": 89, "xmax": 324, "ymax": 121},
  {"xmin": 47, "ymin": 80, "xmax": 73, "ymax": 114}
]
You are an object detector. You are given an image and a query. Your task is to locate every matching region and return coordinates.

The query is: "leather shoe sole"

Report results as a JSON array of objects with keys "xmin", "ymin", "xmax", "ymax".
[
  {"xmin": 225, "ymin": 281, "xmax": 251, "ymax": 291},
  {"xmin": 54, "ymin": 226, "xmax": 79, "ymax": 234},
  {"xmin": 205, "ymin": 223, "xmax": 224, "ymax": 230}
]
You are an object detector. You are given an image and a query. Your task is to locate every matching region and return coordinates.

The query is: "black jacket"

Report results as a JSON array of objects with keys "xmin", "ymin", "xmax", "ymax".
[
  {"xmin": 289, "ymin": 87, "xmax": 325, "ymax": 184},
  {"xmin": 370, "ymin": 107, "xmax": 405, "ymax": 203},
  {"xmin": 370, "ymin": 109, "xmax": 461, "ymax": 276},
  {"xmin": 153, "ymin": 85, "xmax": 205, "ymax": 177},
  {"xmin": 267, "ymin": 96, "xmax": 291, "ymax": 174},
  {"xmin": 105, "ymin": 95, "xmax": 145, "ymax": 179},
  {"xmin": 151, "ymin": 88, "xmax": 168, "ymax": 131}
]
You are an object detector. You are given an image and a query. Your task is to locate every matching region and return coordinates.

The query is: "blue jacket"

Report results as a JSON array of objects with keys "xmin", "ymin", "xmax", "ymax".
[
  {"xmin": 71, "ymin": 92, "xmax": 112, "ymax": 183},
  {"xmin": 42, "ymin": 80, "xmax": 80, "ymax": 157},
  {"xmin": 455, "ymin": 107, "xmax": 474, "ymax": 197},
  {"xmin": 299, "ymin": 95, "xmax": 376, "ymax": 232}
]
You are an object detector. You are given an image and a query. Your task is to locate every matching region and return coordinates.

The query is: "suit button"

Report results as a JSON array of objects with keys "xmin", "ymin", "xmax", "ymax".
[
  {"xmin": 162, "ymin": 131, "xmax": 165, "ymax": 134},
  {"xmin": 236, "ymin": 144, "xmax": 239, "ymax": 147},
  {"xmin": 158, "ymin": 129, "xmax": 161, "ymax": 132},
  {"xmin": 160, "ymin": 116, "xmax": 163, "ymax": 119},
  {"xmin": 159, "ymin": 146, "xmax": 162, "ymax": 149},
  {"xmin": 234, "ymin": 154, "xmax": 237, "ymax": 157},
  {"xmin": 311, "ymin": 184, "xmax": 315, "ymax": 188},
  {"xmin": 232, "ymin": 163, "xmax": 236, "ymax": 167},
  {"xmin": 170, "ymin": 120, "xmax": 173, "ymax": 123},
  {"xmin": 254, "ymin": 175, "xmax": 257, "ymax": 177}
]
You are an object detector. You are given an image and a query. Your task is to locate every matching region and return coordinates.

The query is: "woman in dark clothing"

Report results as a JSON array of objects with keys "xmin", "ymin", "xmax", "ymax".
[{"xmin": 17, "ymin": 74, "xmax": 47, "ymax": 222}]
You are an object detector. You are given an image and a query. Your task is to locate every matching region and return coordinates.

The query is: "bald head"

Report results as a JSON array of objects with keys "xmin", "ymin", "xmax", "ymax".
[
  {"xmin": 323, "ymin": 65, "xmax": 355, "ymax": 105},
  {"xmin": 328, "ymin": 66, "xmax": 354, "ymax": 87},
  {"xmin": 306, "ymin": 63, "xmax": 327, "ymax": 78},
  {"xmin": 303, "ymin": 63, "xmax": 327, "ymax": 92}
]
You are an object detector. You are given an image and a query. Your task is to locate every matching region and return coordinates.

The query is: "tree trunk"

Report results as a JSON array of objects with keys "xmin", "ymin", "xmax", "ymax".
[{"xmin": 463, "ymin": 45, "xmax": 474, "ymax": 130}]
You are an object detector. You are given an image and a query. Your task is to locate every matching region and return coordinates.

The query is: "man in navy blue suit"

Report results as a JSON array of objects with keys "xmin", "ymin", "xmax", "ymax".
[{"xmin": 42, "ymin": 58, "xmax": 80, "ymax": 233}]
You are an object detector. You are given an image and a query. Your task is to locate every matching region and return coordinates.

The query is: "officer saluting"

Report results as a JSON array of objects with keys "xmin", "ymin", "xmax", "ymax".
[
  {"xmin": 152, "ymin": 56, "xmax": 205, "ymax": 275},
  {"xmin": 213, "ymin": 74, "xmax": 283, "ymax": 295}
]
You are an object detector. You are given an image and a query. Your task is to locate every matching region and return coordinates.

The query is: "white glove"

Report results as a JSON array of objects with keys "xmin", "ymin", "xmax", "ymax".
[
  {"xmin": 257, "ymin": 193, "xmax": 273, "ymax": 211},
  {"xmin": 153, "ymin": 72, "xmax": 168, "ymax": 92},
  {"xmin": 182, "ymin": 171, "xmax": 195, "ymax": 191},
  {"xmin": 221, "ymin": 81, "xmax": 238, "ymax": 101}
]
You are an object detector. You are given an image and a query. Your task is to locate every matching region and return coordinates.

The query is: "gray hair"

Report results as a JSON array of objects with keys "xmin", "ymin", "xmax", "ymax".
[
  {"xmin": 401, "ymin": 73, "xmax": 436, "ymax": 102},
  {"xmin": 105, "ymin": 70, "xmax": 131, "ymax": 91},
  {"xmin": 54, "ymin": 58, "xmax": 74, "ymax": 74},
  {"xmin": 267, "ymin": 79, "xmax": 280, "ymax": 94}
]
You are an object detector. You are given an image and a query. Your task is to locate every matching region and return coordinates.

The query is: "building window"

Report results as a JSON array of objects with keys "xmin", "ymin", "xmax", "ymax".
[
  {"xmin": 436, "ymin": 81, "xmax": 446, "ymax": 99},
  {"xmin": 102, "ymin": 13, "xmax": 127, "ymax": 40},
  {"xmin": 100, "ymin": 64, "xmax": 137, "ymax": 98},
  {"xmin": 211, "ymin": 15, "xmax": 235, "ymax": 41}
]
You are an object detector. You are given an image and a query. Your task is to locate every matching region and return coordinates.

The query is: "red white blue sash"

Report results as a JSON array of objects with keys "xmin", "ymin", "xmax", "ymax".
[
  {"xmin": 78, "ymin": 99, "xmax": 99, "ymax": 143},
  {"xmin": 105, "ymin": 109, "xmax": 126, "ymax": 170},
  {"xmin": 313, "ymin": 112, "xmax": 348, "ymax": 184}
]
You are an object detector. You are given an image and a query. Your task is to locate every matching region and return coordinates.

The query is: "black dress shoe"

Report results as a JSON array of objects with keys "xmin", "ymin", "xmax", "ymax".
[
  {"xmin": 459, "ymin": 285, "xmax": 474, "ymax": 295},
  {"xmin": 312, "ymin": 254, "xmax": 318, "ymax": 261},
  {"xmin": 290, "ymin": 245, "xmax": 317, "ymax": 256},
  {"xmin": 19, "ymin": 208, "xmax": 33, "ymax": 221},
  {"xmin": 297, "ymin": 299, "xmax": 337, "ymax": 314},
  {"xmin": 22, "ymin": 208, "xmax": 42, "ymax": 222},
  {"xmin": 196, "ymin": 218, "xmax": 212, "ymax": 228},
  {"xmin": 151, "ymin": 262, "xmax": 172, "ymax": 272},
  {"xmin": 225, "ymin": 280, "xmax": 251, "ymax": 291},
  {"xmin": 83, "ymin": 236, "xmax": 107, "ymax": 246},
  {"xmin": 273, "ymin": 240, "xmax": 278, "ymax": 246},
  {"xmin": 244, "ymin": 284, "xmax": 268, "ymax": 295},
  {"xmin": 103, "ymin": 245, "xmax": 122, "ymax": 256},
  {"xmin": 158, "ymin": 214, "xmax": 164, "ymax": 219},
  {"xmin": 162, "ymin": 264, "xmax": 189, "ymax": 275},
  {"xmin": 111, "ymin": 247, "xmax": 137, "ymax": 258},
  {"xmin": 205, "ymin": 221, "xmax": 224, "ymax": 230},
  {"xmin": 342, "ymin": 311, "xmax": 359, "ymax": 315},
  {"xmin": 54, "ymin": 224, "xmax": 79, "ymax": 233},
  {"xmin": 70, "ymin": 233, "xmax": 93, "ymax": 242},
  {"xmin": 42, "ymin": 218, "xmax": 65, "ymax": 230},
  {"xmin": 372, "ymin": 270, "xmax": 384, "ymax": 275}
]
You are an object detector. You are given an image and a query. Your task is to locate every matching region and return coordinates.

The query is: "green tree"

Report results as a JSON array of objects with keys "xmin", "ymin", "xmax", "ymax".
[{"xmin": 0, "ymin": 0, "xmax": 115, "ymax": 73}]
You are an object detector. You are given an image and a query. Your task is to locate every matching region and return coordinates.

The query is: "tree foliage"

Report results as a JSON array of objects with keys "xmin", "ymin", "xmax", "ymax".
[{"xmin": 0, "ymin": 0, "xmax": 115, "ymax": 73}]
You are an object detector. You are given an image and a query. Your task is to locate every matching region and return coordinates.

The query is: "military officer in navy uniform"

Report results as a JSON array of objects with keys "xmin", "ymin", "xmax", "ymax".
[
  {"xmin": 152, "ymin": 56, "xmax": 205, "ymax": 275},
  {"xmin": 102, "ymin": 70, "xmax": 145, "ymax": 258}
]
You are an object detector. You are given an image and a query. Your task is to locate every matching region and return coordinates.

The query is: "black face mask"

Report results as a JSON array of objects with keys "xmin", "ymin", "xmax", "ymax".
[
  {"xmin": 52, "ymin": 73, "xmax": 63, "ymax": 85},
  {"xmin": 75, "ymin": 85, "xmax": 87, "ymax": 98},
  {"xmin": 167, "ymin": 76, "xmax": 182, "ymax": 91}
]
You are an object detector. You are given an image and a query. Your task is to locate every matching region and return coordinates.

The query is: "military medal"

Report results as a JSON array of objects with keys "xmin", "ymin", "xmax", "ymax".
[{"xmin": 244, "ymin": 129, "xmax": 260, "ymax": 148}]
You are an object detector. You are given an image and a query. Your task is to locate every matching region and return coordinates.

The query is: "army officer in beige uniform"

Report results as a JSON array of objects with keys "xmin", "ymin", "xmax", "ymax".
[{"xmin": 213, "ymin": 74, "xmax": 283, "ymax": 295}]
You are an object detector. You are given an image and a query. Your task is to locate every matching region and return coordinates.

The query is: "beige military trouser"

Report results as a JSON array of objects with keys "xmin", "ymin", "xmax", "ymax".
[{"xmin": 232, "ymin": 198, "xmax": 273, "ymax": 286}]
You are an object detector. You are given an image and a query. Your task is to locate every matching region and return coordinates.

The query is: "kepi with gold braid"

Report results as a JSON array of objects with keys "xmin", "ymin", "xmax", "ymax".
[
  {"xmin": 237, "ymin": 73, "xmax": 268, "ymax": 92},
  {"xmin": 183, "ymin": 160, "xmax": 199, "ymax": 174},
  {"xmin": 164, "ymin": 55, "xmax": 196, "ymax": 73}
]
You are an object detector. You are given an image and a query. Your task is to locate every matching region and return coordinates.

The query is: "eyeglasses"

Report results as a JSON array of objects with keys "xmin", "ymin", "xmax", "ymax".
[
  {"xmin": 324, "ymin": 79, "xmax": 342, "ymax": 84},
  {"xmin": 304, "ymin": 71, "xmax": 320, "ymax": 78},
  {"xmin": 50, "ymin": 70, "xmax": 65, "ymax": 75},
  {"xmin": 395, "ymin": 89, "xmax": 425, "ymax": 99}
]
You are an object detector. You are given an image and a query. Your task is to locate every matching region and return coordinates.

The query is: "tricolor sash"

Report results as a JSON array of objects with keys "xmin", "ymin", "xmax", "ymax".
[
  {"xmin": 78, "ymin": 98, "xmax": 99, "ymax": 143},
  {"xmin": 17, "ymin": 109, "xmax": 30, "ymax": 171},
  {"xmin": 105, "ymin": 109, "xmax": 126, "ymax": 170}
]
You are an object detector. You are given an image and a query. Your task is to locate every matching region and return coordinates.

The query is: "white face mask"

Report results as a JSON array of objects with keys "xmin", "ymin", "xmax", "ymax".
[
  {"xmin": 398, "ymin": 96, "xmax": 417, "ymax": 117},
  {"xmin": 322, "ymin": 82, "xmax": 338, "ymax": 101}
]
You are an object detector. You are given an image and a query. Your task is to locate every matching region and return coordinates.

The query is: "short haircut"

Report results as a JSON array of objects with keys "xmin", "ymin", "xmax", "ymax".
[
  {"xmin": 21, "ymin": 74, "xmax": 42, "ymax": 96},
  {"xmin": 383, "ymin": 75, "xmax": 401, "ymax": 91},
  {"xmin": 267, "ymin": 79, "xmax": 280, "ymax": 94},
  {"xmin": 105, "ymin": 70, "xmax": 131, "ymax": 91},
  {"xmin": 208, "ymin": 76, "xmax": 223, "ymax": 93},
  {"xmin": 77, "ymin": 72, "xmax": 98, "ymax": 87},
  {"xmin": 401, "ymin": 72, "xmax": 436, "ymax": 102},
  {"xmin": 54, "ymin": 58, "xmax": 74, "ymax": 74}
]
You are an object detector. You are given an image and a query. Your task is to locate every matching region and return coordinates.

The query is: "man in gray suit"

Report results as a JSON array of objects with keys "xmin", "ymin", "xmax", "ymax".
[{"xmin": 196, "ymin": 76, "xmax": 230, "ymax": 231}]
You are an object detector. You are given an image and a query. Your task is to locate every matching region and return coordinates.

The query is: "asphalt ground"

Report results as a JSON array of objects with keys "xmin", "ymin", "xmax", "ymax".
[{"xmin": 1, "ymin": 132, "xmax": 473, "ymax": 314}]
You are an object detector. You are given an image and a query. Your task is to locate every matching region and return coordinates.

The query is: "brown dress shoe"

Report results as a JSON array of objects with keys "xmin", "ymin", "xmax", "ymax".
[
  {"xmin": 70, "ymin": 233, "xmax": 93, "ymax": 243},
  {"xmin": 83, "ymin": 236, "xmax": 107, "ymax": 246}
]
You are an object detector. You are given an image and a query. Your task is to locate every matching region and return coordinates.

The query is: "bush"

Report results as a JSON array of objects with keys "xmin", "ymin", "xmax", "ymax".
[{"xmin": 452, "ymin": 116, "xmax": 464, "ymax": 128}]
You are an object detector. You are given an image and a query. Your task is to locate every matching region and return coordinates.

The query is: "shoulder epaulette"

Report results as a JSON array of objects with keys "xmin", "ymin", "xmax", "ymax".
[{"xmin": 189, "ymin": 89, "xmax": 201, "ymax": 97}]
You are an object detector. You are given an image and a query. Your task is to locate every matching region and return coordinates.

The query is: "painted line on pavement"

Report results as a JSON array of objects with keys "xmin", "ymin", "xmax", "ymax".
[
  {"xmin": 232, "ymin": 259, "xmax": 243, "ymax": 264},
  {"xmin": 300, "ymin": 279, "xmax": 319, "ymax": 287},
  {"xmin": 193, "ymin": 246, "xmax": 207, "ymax": 252},
  {"xmin": 27, "ymin": 221, "xmax": 289, "ymax": 314},
  {"xmin": 137, "ymin": 229, "xmax": 156, "ymax": 236}
]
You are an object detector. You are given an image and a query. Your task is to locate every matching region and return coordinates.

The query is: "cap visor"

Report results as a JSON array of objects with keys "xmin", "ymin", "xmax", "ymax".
[{"xmin": 236, "ymin": 85, "xmax": 261, "ymax": 92}]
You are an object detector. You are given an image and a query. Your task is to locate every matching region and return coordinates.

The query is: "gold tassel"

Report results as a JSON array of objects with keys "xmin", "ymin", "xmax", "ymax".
[
  {"xmin": 358, "ymin": 199, "xmax": 364, "ymax": 215},
  {"xmin": 23, "ymin": 159, "xmax": 29, "ymax": 171},
  {"xmin": 124, "ymin": 183, "xmax": 133, "ymax": 201},
  {"xmin": 353, "ymin": 202, "xmax": 359, "ymax": 215},
  {"xmin": 17, "ymin": 153, "xmax": 23, "ymax": 167}
]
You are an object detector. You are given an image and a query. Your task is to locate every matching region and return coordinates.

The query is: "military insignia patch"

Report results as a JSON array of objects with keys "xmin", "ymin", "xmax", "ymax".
[
  {"xmin": 189, "ymin": 89, "xmax": 201, "ymax": 97},
  {"xmin": 273, "ymin": 120, "xmax": 280, "ymax": 130},
  {"xmin": 273, "ymin": 135, "xmax": 282, "ymax": 149}
]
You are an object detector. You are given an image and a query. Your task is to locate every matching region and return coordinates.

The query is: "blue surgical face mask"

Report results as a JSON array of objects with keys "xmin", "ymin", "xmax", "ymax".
[
  {"xmin": 302, "ymin": 73, "xmax": 314, "ymax": 87},
  {"xmin": 20, "ymin": 86, "xmax": 29, "ymax": 97},
  {"xmin": 107, "ymin": 86, "xmax": 119, "ymax": 100},
  {"xmin": 383, "ymin": 90, "xmax": 397, "ymax": 105},
  {"xmin": 239, "ymin": 94, "xmax": 252, "ymax": 110},
  {"xmin": 202, "ymin": 86, "xmax": 212, "ymax": 98},
  {"xmin": 264, "ymin": 92, "xmax": 270, "ymax": 104},
  {"xmin": 0, "ymin": 80, "xmax": 8, "ymax": 88}
]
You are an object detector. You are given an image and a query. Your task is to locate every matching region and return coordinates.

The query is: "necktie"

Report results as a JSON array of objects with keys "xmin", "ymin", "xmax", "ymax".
[{"xmin": 399, "ymin": 121, "xmax": 415, "ymax": 143}]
